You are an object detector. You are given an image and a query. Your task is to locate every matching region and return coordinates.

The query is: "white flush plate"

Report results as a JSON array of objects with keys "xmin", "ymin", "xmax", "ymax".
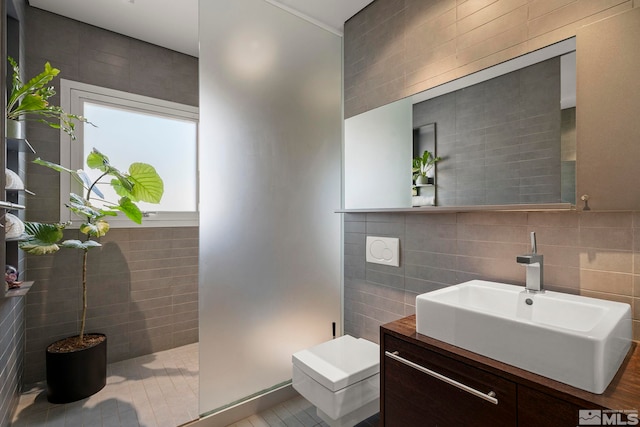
[{"xmin": 366, "ymin": 236, "xmax": 399, "ymax": 267}]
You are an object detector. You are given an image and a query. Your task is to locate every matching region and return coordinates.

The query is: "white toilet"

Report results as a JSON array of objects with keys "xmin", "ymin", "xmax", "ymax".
[{"xmin": 292, "ymin": 335, "xmax": 380, "ymax": 427}]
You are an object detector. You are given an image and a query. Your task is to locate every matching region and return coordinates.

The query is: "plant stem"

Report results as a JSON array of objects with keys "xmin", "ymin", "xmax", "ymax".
[
  {"xmin": 79, "ymin": 249, "xmax": 88, "ymax": 344},
  {"xmin": 79, "ymin": 169, "xmax": 107, "ymax": 346},
  {"xmin": 87, "ymin": 171, "xmax": 110, "ymax": 200}
]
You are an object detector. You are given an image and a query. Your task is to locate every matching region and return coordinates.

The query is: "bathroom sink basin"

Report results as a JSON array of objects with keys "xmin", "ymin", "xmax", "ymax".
[{"xmin": 415, "ymin": 280, "xmax": 632, "ymax": 394}]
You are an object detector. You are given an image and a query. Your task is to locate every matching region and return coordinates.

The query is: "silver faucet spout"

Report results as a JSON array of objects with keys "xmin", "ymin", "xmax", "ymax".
[{"xmin": 517, "ymin": 232, "xmax": 544, "ymax": 293}]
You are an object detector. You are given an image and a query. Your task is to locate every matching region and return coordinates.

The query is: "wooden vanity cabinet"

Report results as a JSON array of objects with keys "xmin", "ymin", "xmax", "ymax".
[
  {"xmin": 516, "ymin": 385, "xmax": 586, "ymax": 427},
  {"xmin": 383, "ymin": 334, "xmax": 516, "ymax": 427},
  {"xmin": 381, "ymin": 316, "xmax": 639, "ymax": 427}
]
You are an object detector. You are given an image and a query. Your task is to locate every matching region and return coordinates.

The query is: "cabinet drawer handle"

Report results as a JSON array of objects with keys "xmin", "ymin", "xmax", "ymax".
[{"xmin": 385, "ymin": 350, "xmax": 499, "ymax": 405}]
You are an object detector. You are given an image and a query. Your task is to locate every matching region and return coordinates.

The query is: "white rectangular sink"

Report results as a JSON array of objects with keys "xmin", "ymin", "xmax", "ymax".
[{"xmin": 416, "ymin": 280, "xmax": 632, "ymax": 394}]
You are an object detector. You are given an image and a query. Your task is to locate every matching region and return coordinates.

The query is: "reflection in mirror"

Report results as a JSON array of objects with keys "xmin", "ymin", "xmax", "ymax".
[
  {"xmin": 412, "ymin": 123, "xmax": 437, "ymax": 206},
  {"xmin": 344, "ymin": 98, "xmax": 412, "ymax": 209},
  {"xmin": 343, "ymin": 38, "xmax": 576, "ymax": 210},
  {"xmin": 560, "ymin": 50, "xmax": 577, "ymax": 205},
  {"xmin": 414, "ymin": 53, "xmax": 576, "ymax": 206}
]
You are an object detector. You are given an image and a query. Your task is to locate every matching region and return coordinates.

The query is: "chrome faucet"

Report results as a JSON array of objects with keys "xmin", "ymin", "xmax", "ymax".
[{"xmin": 516, "ymin": 232, "xmax": 544, "ymax": 293}]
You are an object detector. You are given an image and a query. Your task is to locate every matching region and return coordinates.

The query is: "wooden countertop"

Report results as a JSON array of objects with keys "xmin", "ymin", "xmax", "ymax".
[{"xmin": 382, "ymin": 315, "xmax": 640, "ymax": 410}]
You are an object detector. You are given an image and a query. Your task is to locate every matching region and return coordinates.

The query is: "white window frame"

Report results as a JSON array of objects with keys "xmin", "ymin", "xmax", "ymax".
[{"xmin": 60, "ymin": 79, "xmax": 199, "ymax": 228}]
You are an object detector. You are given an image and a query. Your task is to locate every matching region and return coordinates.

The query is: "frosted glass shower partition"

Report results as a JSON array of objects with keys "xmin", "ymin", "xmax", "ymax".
[{"xmin": 198, "ymin": 0, "xmax": 342, "ymax": 416}]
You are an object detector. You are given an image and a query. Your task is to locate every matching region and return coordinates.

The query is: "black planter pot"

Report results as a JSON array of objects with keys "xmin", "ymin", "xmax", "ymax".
[{"xmin": 46, "ymin": 334, "xmax": 107, "ymax": 403}]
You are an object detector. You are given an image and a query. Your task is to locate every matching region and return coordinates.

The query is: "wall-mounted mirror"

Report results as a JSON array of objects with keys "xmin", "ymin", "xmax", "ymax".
[{"xmin": 344, "ymin": 38, "xmax": 576, "ymax": 210}]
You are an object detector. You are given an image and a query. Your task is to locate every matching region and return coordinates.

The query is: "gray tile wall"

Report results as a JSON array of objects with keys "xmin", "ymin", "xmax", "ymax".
[
  {"xmin": 24, "ymin": 227, "xmax": 199, "ymax": 385},
  {"xmin": 413, "ymin": 57, "xmax": 561, "ymax": 206},
  {"xmin": 344, "ymin": 0, "xmax": 636, "ymax": 118},
  {"xmin": 343, "ymin": 0, "xmax": 640, "ymax": 345},
  {"xmin": 344, "ymin": 211, "xmax": 640, "ymax": 344},
  {"xmin": 0, "ymin": 298, "xmax": 25, "ymax": 427},
  {"xmin": 2, "ymin": 0, "xmax": 27, "ymax": 421},
  {"xmin": 22, "ymin": 6, "xmax": 199, "ymax": 384}
]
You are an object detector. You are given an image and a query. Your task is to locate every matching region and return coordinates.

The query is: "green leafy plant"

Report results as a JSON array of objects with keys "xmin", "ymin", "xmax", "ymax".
[
  {"xmin": 412, "ymin": 150, "xmax": 442, "ymax": 180},
  {"xmin": 6, "ymin": 57, "xmax": 89, "ymax": 140},
  {"xmin": 19, "ymin": 149, "xmax": 164, "ymax": 346}
]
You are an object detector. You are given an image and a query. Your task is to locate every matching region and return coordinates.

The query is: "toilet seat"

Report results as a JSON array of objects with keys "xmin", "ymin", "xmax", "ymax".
[
  {"xmin": 293, "ymin": 334, "xmax": 379, "ymax": 391},
  {"xmin": 292, "ymin": 335, "xmax": 380, "ymax": 424}
]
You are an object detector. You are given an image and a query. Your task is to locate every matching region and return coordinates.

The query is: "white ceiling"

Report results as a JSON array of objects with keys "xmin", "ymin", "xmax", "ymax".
[{"xmin": 28, "ymin": 0, "xmax": 373, "ymax": 58}]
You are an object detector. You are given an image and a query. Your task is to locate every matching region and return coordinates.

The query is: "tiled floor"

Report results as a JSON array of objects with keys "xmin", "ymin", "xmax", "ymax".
[
  {"xmin": 10, "ymin": 343, "xmax": 379, "ymax": 427},
  {"xmin": 10, "ymin": 343, "xmax": 199, "ymax": 427},
  {"xmin": 225, "ymin": 396, "xmax": 379, "ymax": 427}
]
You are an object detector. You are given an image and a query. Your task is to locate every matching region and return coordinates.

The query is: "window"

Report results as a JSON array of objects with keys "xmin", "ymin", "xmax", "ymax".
[{"xmin": 60, "ymin": 80, "xmax": 198, "ymax": 227}]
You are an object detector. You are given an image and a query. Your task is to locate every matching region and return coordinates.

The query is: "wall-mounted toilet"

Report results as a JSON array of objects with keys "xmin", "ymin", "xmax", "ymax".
[{"xmin": 292, "ymin": 335, "xmax": 380, "ymax": 427}]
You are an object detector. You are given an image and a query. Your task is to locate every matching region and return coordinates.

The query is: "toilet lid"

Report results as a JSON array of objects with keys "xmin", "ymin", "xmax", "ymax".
[{"xmin": 292, "ymin": 335, "xmax": 379, "ymax": 392}]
